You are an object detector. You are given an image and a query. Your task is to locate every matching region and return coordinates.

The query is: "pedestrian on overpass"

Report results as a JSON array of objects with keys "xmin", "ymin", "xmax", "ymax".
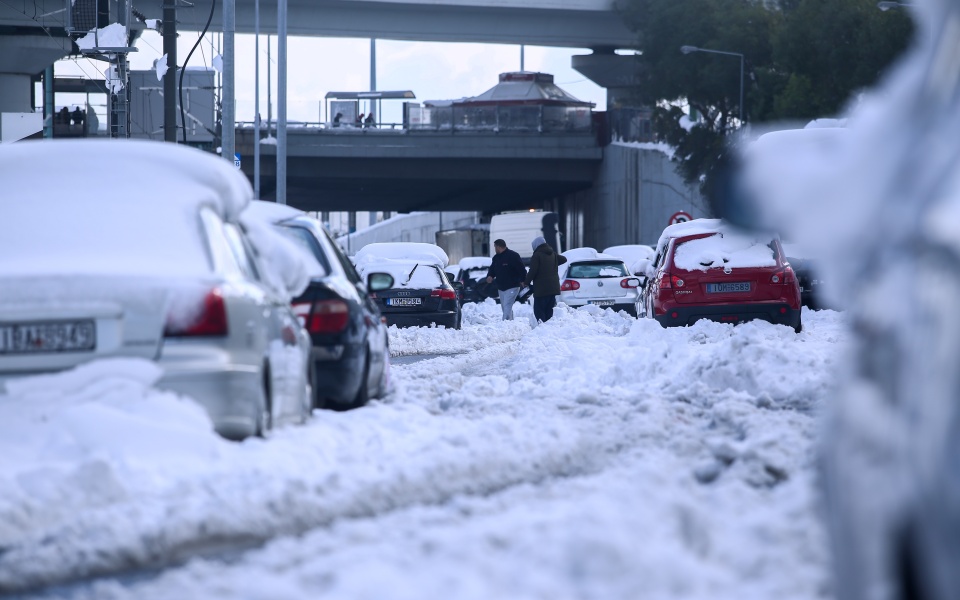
[
  {"xmin": 485, "ymin": 239, "xmax": 526, "ymax": 321},
  {"xmin": 525, "ymin": 236, "xmax": 567, "ymax": 323}
]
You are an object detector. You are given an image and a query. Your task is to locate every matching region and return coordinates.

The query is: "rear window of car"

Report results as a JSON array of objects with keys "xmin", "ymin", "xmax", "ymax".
[
  {"xmin": 673, "ymin": 233, "xmax": 779, "ymax": 272},
  {"xmin": 568, "ymin": 261, "xmax": 628, "ymax": 278},
  {"xmin": 376, "ymin": 263, "xmax": 445, "ymax": 289}
]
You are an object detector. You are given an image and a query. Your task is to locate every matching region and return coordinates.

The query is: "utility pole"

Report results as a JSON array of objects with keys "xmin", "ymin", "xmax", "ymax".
[
  {"xmin": 267, "ymin": 35, "xmax": 272, "ymax": 134},
  {"xmin": 254, "ymin": 0, "xmax": 260, "ymax": 197},
  {"xmin": 162, "ymin": 0, "xmax": 177, "ymax": 142},
  {"xmin": 277, "ymin": 0, "xmax": 287, "ymax": 204},
  {"xmin": 222, "ymin": 0, "xmax": 235, "ymax": 165},
  {"xmin": 370, "ymin": 38, "xmax": 376, "ymax": 121}
]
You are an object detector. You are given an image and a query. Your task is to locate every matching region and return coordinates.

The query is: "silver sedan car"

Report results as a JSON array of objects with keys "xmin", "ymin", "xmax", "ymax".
[{"xmin": 0, "ymin": 140, "xmax": 312, "ymax": 440}]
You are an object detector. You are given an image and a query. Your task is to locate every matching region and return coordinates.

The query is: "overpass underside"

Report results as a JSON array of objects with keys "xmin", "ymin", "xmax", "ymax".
[{"xmin": 237, "ymin": 129, "xmax": 602, "ymax": 213}]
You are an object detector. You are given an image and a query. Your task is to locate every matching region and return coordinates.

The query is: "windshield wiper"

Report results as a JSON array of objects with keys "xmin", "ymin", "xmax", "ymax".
[{"xmin": 403, "ymin": 263, "xmax": 419, "ymax": 285}]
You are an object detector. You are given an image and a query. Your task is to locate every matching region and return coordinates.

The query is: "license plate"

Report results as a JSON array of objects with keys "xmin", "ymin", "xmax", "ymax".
[
  {"xmin": 387, "ymin": 298, "xmax": 422, "ymax": 306},
  {"xmin": 0, "ymin": 319, "xmax": 96, "ymax": 355},
  {"xmin": 706, "ymin": 282, "xmax": 751, "ymax": 293},
  {"xmin": 588, "ymin": 300, "xmax": 615, "ymax": 306}
]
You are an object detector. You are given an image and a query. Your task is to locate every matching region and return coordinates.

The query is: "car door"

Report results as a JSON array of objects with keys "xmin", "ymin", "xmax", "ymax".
[
  {"xmin": 223, "ymin": 220, "xmax": 307, "ymax": 426},
  {"xmin": 320, "ymin": 228, "xmax": 389, "ymax": 387}
]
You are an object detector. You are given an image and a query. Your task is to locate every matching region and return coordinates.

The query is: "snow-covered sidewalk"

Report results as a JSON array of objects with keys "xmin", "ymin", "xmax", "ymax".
[{"xmin": 1, "ymin": 301, "xmax": 845, "ymax": 599}]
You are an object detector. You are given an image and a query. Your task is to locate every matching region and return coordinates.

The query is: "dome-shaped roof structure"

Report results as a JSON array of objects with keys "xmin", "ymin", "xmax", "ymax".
[{"xmin": 453, "ymin": 72, "xmax": 594, "ymax": 108}]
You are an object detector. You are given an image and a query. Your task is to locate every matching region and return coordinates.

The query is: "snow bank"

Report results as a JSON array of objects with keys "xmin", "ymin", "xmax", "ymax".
[{"xmin": 0, "ymin": 301, "xmax": 845, "ymax": 598}]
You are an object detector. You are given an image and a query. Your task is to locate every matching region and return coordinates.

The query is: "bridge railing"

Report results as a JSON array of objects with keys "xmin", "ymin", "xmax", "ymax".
[{"xmin": 406, "ymin": 105, "xmax": 592, "ymax": 133}]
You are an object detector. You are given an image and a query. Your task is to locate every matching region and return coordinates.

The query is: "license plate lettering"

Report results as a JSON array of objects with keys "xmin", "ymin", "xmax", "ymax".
[
  {"xmin": 0, "ymin": 320, "xmax": 96, "ymax": 354},
  {"xmin": 388, "ymin": 298, "xmax": 422, "ymax": 306},
  {"xmin": 706, "ymin": 282, "xmax": 751, "ymax": 293},
  {"xmin": 588, "ymin": 300, "xmax": 615, "ymax": 306}
]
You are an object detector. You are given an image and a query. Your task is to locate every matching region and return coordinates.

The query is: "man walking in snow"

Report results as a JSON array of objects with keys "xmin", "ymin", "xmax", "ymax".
[
  {"xmin": 525, "ymin": 236, "xmax": 566, "ymax": 323},
  {"xmin": 485, "ymin": 239, "xmax": 527, "ymax": 320}
]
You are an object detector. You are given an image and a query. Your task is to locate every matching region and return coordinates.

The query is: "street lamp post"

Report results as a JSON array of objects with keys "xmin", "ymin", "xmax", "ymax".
[{"xmin": 680, "ymin": 45, "xmax": 745, "ymax": 125}]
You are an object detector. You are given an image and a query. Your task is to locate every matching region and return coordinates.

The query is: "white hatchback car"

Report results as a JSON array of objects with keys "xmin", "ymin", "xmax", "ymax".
[
  {"xmin": 558, "ymin": 248, "xmax": 642, "ymax": 316},
  {"xmin": 0, "ymin": 140, "xmax": 312, "ymax": 440}
]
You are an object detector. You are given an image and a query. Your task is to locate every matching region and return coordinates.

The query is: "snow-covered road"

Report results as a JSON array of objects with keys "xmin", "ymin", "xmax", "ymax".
[{"xmin": 1, "ymin": 301, "xmax": 845, "ymax": 599}]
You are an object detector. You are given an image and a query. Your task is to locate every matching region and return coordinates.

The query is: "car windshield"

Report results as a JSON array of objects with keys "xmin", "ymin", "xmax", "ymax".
[
  {"xmin": 568, "ymin": 261, "xmax": 628, "ymax": 279},
  {"xmin": 673, "ymin": 233, "xmax": 778, "ymax": 272}
]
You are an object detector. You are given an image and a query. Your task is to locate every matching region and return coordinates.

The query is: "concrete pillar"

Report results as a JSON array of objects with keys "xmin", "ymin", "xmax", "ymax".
[{"xmin": 0, "ymin": 35, "xmax": 68, "ymax": 114}]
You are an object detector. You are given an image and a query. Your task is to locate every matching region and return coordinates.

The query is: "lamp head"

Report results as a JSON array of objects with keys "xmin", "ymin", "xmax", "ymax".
[{"xmin": 680, "ymin": 45, "xmax": 699, "ymax": 54}]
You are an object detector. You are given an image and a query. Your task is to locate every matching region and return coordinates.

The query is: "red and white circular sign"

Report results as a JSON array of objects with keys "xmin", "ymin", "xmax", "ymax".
[{"xmin": 669, "ymin": 211, "xmax": 693, "ymax": 225}]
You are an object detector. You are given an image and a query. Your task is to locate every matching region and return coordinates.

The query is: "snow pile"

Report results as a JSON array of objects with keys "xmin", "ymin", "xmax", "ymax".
[
  {"xmin": 240, "ymin": 208, "xmax": 324, "ymax": 300},
  {"xmin": 75, "ymin": 23, "xmax": 127, "ymax": 51},
  {"xmin": 0, "ymin": 300, "xmax": 845, "ymax": 598}
]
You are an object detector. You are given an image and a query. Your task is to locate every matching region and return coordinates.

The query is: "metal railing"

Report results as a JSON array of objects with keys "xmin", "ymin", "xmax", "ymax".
[{"xmin": 406, "ymin": 105, "xmax": 593, "ymax": 133}]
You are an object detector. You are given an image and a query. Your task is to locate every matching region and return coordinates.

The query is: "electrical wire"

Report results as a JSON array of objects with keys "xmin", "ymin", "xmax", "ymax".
[{"xmin": 180, "ymin": 0, "xmax": 216, "ymax": 143}]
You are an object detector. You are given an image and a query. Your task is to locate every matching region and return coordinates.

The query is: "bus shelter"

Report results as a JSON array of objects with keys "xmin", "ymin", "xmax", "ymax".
[{"xmin": 323, "ymin": 90, "xmax": 416, "ymax": 129}]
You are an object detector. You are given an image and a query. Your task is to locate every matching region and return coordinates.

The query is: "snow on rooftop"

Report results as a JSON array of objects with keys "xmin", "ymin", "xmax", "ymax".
[{"xmin": 75, "ymin": 23, "xmax": 128, "ymax": 50}]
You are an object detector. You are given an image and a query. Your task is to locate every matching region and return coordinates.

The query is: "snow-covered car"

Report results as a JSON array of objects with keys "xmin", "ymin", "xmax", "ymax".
[
  {"xmin": 0, "ymin": 140, "xmax": 313, "ymax": 440},
  {"xmin": 602, "ymin": 244, "xmax": 656, "ymax": 279},
  {"xmin": 361, "ymin": 259, "xmax": 462, "ymax": 329},
  {"xmin": 642, "ymin": 219, "xmax": 802, "ymax": 332},
  {"xmin": 558, "ymin": 248, "xmax": 642, "ymax": 316},
  {"xmin": 243, "ymin": 201, "xmax": 395, "ymax": 411},
  {"xmin": 449, "ymin": 256, "xmax": 494, "ymax": 304}
]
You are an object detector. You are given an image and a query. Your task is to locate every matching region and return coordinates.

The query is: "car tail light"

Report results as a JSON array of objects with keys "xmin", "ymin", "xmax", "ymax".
[
  {"xmin": 771, "ymin": 268, "xmax": 797, "ymax": 284},
  {"xmin": 165, "ymin": 289, "xmax": 228, "ymax": 337},
  {"xmin": 293, "ymin": 299, "xmax": 350, "ymax": 334},
  {"xmin": 560, "ymin": 279, "xmax": 580, "ymax": 291},
  {"xmin": 671, "ymin": 275, "xmax": 685, "ymax": 288},
  {"xmin": 431, "ymin": 289, "xmax": 457, "ymax": 300},
  {"xmin": 659, "ymin": 273, "xmax": 672, "ymax": 289}
]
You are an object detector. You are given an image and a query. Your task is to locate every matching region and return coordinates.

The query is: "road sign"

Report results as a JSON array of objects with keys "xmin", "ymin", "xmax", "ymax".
[
  {"xmin": 234, "ymin": 153, "xmax": 241, "ymax": 170},
  {"xmin": 669, "ymin": 211, "xmax": 692, "ymax": 225}
]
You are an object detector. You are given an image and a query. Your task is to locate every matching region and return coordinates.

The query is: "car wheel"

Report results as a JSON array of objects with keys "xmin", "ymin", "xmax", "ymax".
[
  {"xmin": 257, "ymin": 364, "xmax": 273, "ymax": 437},
  {"xmin": 794, "ymin": 313, "xmax": 803, "ymax": 334}
]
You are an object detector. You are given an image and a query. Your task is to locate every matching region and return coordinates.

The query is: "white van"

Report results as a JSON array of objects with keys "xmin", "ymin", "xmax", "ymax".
[{"xmin": 489, "ymin": 211, "xmax": 563, "ymax": 264}]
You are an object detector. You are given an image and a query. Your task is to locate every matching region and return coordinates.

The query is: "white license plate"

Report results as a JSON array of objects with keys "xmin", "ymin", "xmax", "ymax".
[
  {"xmin": 588, "ymin": 300, "xmax": 615, "ymax": 306},
  {"xmin": 0, "ymin": 319, "xmax": 96, "ymax": 354},
  {"xmin": 387, "ymin": 298, "xmax": 422, "ymax": 306},
  {"xmin": 706, "ymin": 282, "xmax": 751, "ymax": 293}
]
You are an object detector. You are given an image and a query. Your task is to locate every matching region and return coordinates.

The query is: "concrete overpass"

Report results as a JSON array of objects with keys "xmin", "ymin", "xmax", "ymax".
[
  {"xmin": 237, "ymin": 126, "xmax": 603, "ymax": 213},
  {"xmin": 0, "ymin": 0, "xmax": 636, "ymax": 48}
]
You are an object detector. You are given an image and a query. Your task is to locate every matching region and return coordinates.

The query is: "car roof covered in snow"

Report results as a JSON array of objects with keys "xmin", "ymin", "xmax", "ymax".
[
  {"xmin": 458, "ymin": 257, "xmax": 492, "ymax": 270},
  {"xmin": 561, "ymin": 247, "xmax": 621, "ymax": 263},
  {"xmin": 2, "ymin": 139, "xmax": 252, "ymax": 221},
  {"xmin": 243, "ymin": 200, "xmax": 306, "ymax": 224},
  {"xmin": 354, "ymin": 242, "xmax": 449, "ymax": 268}
]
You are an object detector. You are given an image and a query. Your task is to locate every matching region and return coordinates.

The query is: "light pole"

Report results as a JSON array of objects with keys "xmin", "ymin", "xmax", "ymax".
[
  {"xmin": 877, "ymin": 1, "xmax": 911, "ymax": 10},
  {"xmin": 680, "ymin": 45, "xmax": 745, "ymax": 125}
]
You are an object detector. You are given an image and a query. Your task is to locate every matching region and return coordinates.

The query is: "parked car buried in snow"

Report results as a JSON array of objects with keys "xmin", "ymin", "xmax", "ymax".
[
  {"xmin": 558, "ymin": 248, "xmax": 642, "ymax": 316},
  {"xmin": 641, "ymin": 219, "xmax": 802, "ymax": 332},
  {"xmin": 0, "ymin": 140, "xmax": 314, "ymax": 440},
  {"xmin": 242, "ymin": 201, "xmax": 395, "ymax": 411},
  {"xmin": 361, "ymin": 260, "xmax": 462, "ymax": 329},
  {"xmin": 449, "ymin": 256, "xmax": 494, "ymax": 304}
]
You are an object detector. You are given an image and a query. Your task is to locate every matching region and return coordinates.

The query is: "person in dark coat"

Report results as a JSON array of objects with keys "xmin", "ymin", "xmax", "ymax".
[
  {"xmin": 524, "ymin": 236, "xmax": 567, "ymax": 323},
  {"xmin": 485, "ymin": 239, "xmax": 527, "ymax": 320}
]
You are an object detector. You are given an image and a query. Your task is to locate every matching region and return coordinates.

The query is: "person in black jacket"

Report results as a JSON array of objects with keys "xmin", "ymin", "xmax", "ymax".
[
  {"xmin": 525, "ymin": 236, "xmax": 567, "ymax": 323},
  {"xmin": 485, "ymin": 239, "xmax": 527, "ymax": 320}
]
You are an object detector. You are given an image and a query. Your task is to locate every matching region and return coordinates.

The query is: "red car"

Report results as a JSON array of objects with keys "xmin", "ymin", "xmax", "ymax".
[{"xmin": 642, "ymin": 220, "xmax": 802, "ymax": 332}]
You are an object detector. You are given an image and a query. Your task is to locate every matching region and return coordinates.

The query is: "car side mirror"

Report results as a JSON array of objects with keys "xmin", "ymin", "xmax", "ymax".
[
  {"xmin": 623, "ymin": 277, "xmax": 641, "ymax": 289},
  {"xmin": 367, "ymin": 272, "xmax": 394, "ymax": 292}
]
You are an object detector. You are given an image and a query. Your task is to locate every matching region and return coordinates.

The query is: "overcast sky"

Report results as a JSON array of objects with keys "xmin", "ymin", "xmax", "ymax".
[{"xmin": 54, "ymin": 32, "xmax": 607, "ymax": 126}]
